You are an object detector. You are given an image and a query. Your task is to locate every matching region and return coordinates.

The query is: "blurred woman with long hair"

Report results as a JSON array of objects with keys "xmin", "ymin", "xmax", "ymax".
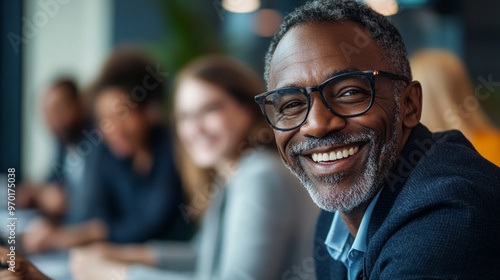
[{"xmin": 411, "ymin": 49, "xmax": 500, "ymax": 166}]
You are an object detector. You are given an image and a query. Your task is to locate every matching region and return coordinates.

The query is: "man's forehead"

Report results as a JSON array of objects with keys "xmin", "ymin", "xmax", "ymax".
[{"xmin": 268, "ymin": 21, "xmax": 385, "ymax": 89}]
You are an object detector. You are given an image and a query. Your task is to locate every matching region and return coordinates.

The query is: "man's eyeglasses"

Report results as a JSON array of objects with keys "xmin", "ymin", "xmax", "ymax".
[{"xmin": 254, "ymin": 70, "xmax": 410, "ymax": 131}]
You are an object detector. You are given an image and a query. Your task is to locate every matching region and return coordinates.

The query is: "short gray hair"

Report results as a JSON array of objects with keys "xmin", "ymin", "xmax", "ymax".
[{"xmin": 264, "ymin": 0, "xmax": 411, "ymax": 89}]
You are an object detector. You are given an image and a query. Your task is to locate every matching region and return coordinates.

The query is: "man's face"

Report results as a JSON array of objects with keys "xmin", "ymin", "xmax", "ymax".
[
  {"xmin": 43, "ymin": 86, "xmax": 82, "ymax": 143},
  {"xmin": 268, "ymin": 22, "xmax": 407, "ymax": 212}
]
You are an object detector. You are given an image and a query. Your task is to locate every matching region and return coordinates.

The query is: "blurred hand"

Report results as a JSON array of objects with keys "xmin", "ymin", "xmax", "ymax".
[
  {"xmin": 16, "ymin": 182, "xmax": 39, "ymax": 209},
  {"xmin": 70, "ymin": 246, "xmax": 127, "ymax": 280},
  {"xmin": 22, "ymin": 219, "xmax": 56, "ymax": 254},
  {"xmin": 82, "ymin": 242, "xmax": 119, "ymax": 260},
  {"xmin": 78, "ymin": 242, "xmax": 156, "ymax": 266},
  {"xmin": 22, "ymin": 219, "xmax": 108, "ymax": 254},
  {"xmin": 0, "ymin": 246, "xmax": 50, "ymax": 280},
  {"xmin": 36, "ymin": 183, "xmax": 66, "ymax": 217},
  {"xmin": 17, "ymin": 182, "xmax": 66, "ymax": 217}
]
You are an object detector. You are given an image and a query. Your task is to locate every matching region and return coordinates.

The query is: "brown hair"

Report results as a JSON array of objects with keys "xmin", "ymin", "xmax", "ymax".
[
  {"xmin": 90, "ymin": 48, "xmax": 165, "ymax": 109},
  {"xmin": 50, "ymin": 78, "xmax": 79, "ymax": 101},
  {"xmin": 173, "ymin": 55, "xmax": 275, "ymax": 221}
]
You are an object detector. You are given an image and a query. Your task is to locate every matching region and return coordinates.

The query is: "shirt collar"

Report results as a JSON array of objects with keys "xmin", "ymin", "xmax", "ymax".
[
  {"xmin": 351, "ymin": 189, "xmax": 382, "ymax": 253},
  {"xmin": 324, "ymin": 188, "xmax": 383, "ymax": 260}
]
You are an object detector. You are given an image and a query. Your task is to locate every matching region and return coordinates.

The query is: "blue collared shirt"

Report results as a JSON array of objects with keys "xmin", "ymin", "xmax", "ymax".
[{"xmin": 324, "ymin": 189, "xmax": 383, "ymax": 280}]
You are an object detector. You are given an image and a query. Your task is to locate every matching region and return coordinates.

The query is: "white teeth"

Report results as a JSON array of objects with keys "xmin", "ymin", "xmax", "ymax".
[
  {"xmin": 342, "ymin": 149, "xmax": 348, "ymax": 158},
  {"xmin": 311, "ymin": 146, "xmax": 360, "ymax": 163},
  {"xmin": 336, "ymin": 151, "xmax": 343, "ymax": 159},
  {"xmin": 329, "ymin": 152, "xmax": 336, "ymax": 161},
  {"xmin": 312, "ymin": 154, "xmax": 318, "ymax": 162}
]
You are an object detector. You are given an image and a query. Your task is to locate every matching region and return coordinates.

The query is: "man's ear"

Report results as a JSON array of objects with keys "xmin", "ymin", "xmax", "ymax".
[{"xmin": 401, "ymin": 81, "xmax": 422, "ymax": 129}]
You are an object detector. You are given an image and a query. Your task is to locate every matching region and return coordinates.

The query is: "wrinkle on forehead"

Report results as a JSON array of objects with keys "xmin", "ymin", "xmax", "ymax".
[
  {"xmin": 271, "ymin": 41, "xmax": 334, "ymax": 71},
  {"xmin": 271, "ymin": 51, "xmax": 350, "ymax": 88}
]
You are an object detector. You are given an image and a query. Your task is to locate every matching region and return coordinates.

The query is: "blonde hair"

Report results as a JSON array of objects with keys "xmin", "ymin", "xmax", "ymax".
[{"xmin": 410, "ymin": 49, "xmax": 492, "ymax": 137}]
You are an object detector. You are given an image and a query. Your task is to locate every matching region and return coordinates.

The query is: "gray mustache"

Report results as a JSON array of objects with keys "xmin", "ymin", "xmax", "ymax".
[{"xmin": 288, "ymin": 131, "xmax": 374, "ymax": 157}]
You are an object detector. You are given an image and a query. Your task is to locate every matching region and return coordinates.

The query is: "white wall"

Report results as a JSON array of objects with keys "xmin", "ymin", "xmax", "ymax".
[{"xmin": 22, "ymin": 0, "xmax": 112, "ymax": 181}]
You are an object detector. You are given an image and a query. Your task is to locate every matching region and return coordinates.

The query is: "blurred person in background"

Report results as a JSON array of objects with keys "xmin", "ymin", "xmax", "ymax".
[
  {"xmin": 71, "ymin": 55, "xmax": 319, "ymax": 280},
  {"xmin": 20, "ymin": 79, "xmax": 100, "ymax": 251},
  {"xmin": 18, "ymin": 79, "xmax": 88, "ymax": 220},
  {"xmin": 22, "ymin": 48, "xmax": 193, "ymax": 253},
  {"xmin": 411, "ymin": 49, "xmax": 500, "ymax": 166}
]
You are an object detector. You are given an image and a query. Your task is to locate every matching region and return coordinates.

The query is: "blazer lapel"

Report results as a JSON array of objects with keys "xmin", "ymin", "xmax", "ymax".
[{"xmin": 365, "ymin": 124, "xmax": 434, "ymax": 277}]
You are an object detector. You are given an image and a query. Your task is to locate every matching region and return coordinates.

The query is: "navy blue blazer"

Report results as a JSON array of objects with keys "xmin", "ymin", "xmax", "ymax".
[{"xmin": 314, "ymin": 124, "xmax": 500, "ymax": 279}]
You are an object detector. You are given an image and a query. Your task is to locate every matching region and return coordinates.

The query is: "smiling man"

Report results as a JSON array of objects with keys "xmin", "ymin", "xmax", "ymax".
[{"xmin": 255, "ymin": 0, "xmax": 500, "ymax": 279}]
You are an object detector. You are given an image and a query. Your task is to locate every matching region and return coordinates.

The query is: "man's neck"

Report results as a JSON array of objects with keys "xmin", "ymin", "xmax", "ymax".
[{"xmin": 340, "ymin": 202, "xmax": 370, "ymax": 237}]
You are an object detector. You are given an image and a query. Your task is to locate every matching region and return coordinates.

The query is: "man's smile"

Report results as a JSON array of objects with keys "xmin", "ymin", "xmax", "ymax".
[
  {"xmin": 310, "ymin": 145, "xmax": 359, "ymax": 163},
  {"xmin": 298, "ymin": 142, "xmax": 368, "ymax": 177}
]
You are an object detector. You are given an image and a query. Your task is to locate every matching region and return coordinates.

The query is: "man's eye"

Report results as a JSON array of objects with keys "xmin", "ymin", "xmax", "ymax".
[
  {"xmin": 284, "ymin": 101, "xmax": 303, "ymax": 109},
  {"xmin": 280, "ymin": 100, "xmax": 306, "ymax": 114},
  {"xmin": 341, "ymin": 89, "xmax": 364, "ymax": 96},
  {"xmin": 334, "ymin": 87, "xmax": 371, "ymax": 99}
]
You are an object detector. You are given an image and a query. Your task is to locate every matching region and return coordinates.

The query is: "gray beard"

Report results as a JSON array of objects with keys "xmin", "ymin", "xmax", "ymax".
[{"xmin": 282, "ymin": 115, "xmax": 400, "ymax": 213}]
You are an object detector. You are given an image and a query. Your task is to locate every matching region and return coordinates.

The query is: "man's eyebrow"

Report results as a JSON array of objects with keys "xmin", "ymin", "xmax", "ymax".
[
  {"xmin": 324, "ymin": 67, "xmax": 361, "ymax": 80},
  {"xmin": 277, "ymin": 67, "xmax": 362, "ymax": 89}
]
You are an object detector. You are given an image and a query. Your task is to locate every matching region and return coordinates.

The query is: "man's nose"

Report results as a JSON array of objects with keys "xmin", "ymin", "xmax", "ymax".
[{"xmin": 299, "ymin": 94, "xmax": 346, "ymax": 138}]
